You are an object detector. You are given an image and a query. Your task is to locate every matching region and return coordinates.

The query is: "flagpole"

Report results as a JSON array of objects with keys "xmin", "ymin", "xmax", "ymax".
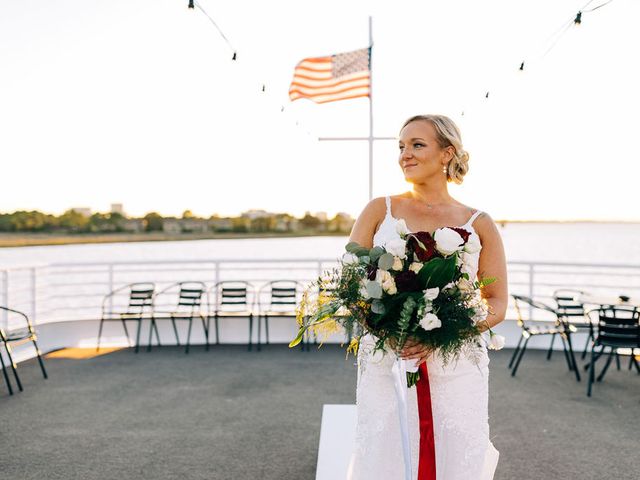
[{"xmin": 368, "ymin": 15, "xmax": 374, "ymax": 201}]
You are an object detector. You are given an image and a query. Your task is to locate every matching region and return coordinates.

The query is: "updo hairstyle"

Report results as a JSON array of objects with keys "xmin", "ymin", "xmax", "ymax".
[{"xmin": 401, "ymin": 114, "xmax": 470, "ymax": 184}]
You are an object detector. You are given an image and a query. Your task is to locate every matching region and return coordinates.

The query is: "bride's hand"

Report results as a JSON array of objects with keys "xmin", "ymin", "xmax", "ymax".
[{"xmin": 399, "ymin": 339, "xmax": 433, "ymax": 365}]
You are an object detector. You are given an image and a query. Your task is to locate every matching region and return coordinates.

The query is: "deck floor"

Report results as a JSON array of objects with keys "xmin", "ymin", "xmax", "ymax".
[{"xmin": 1, "ymin": 344, "xmax": 638, "ymax": 479}]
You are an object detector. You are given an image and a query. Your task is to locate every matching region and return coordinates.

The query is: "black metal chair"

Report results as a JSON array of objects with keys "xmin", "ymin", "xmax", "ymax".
[
  {"xmin": 510, "ymin": 294, "xmax": 581, "ymax": 380},
  {"xmin": 552, "ymin": 289, "xmax": 593, "ymax": 360},
  {"xmin": 151, "ymin": 282, "xmax": 208, "ymax": 354},
  {"xmin": 0, "ymin": 306, "xmax": 48, "ymax": 395},
  {"xmin": 256, "ymin": 280, "xmax": 301, "ymax": 351},
  {"xmin": 207, "ymin": 281, "xmax": 256, "ymax": 351},
  {"xmin": 97, "ymin": 283, "xmax": 156, "ymax": 354},
  {"xmin": 586, "ymin": 306, "xmax": 640, "ymax": 397}
]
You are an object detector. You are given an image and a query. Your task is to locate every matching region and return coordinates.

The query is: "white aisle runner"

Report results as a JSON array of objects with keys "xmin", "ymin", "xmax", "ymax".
[{"xmin": 315, "ymin": 404, "xmax": 357, "ymax": 480}]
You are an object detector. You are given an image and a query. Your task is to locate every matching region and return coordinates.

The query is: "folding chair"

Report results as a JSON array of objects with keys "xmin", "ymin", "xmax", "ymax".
[
  {"xmin": 151, "ymin": 282, "xmax": 208, "ymax": 353},
  {"xmin": 552, "ymin": 289, "xmax": 593, "ymax": 360},
  {"xmin": 207, "ymin": 281, "xmax": 256, "ymax": 351},
  {"xmin": 0, "ymin": 306, "xmax": 48, "ymax": 395},
  {"xmin": 586, "ymin": 306, "xmax": 640, "ymax": 397},
  {"xmin": 96, "ymin": 283, "xmax": 156, "ymax": 353},
  {"xmin": 510, "ymin": 294, "xmax": 580, "ymax": 380},
  {"xmin": 257, "ymin": 280, "xmax": 301, "ymax": 351}
]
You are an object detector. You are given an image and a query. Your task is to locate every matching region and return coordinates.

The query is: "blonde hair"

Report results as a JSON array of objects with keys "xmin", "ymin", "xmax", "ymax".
[{"xmin": 401, "ymin": 114, "xmax": 470, "ymax": 184}]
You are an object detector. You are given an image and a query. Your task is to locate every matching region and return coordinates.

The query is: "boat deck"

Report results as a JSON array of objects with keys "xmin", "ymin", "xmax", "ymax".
[{"xmin": 1, "ymin": 345, "xmax": 638, "ymax": 479}]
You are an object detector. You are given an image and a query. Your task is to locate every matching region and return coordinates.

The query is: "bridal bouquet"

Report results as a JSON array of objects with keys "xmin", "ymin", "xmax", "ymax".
[{"xmin": 290, "ymin": 219, "xmax": 505, "ymax": 386}]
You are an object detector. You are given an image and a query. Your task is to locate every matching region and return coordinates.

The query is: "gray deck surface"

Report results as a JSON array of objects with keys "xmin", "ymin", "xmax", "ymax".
[{"xmin": 1, "ymin": 344, "xmax": 638, "ymax": 480}]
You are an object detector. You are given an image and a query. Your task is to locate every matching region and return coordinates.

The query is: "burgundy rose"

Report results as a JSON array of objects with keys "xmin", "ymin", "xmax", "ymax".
[
  {"xmin": 407, "ymin": 231, "xmax": 440, "ymax": 262},
  {"xmin": 450, "ymin": 227, "xmax": 470, "ymax": 243},
  {"xmin": 394, "ymin": 270, "xmax": 421, "ymax": 292}
]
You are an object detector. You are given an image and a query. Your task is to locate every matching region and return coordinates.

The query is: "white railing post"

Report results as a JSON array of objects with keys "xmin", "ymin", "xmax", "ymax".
[
  {"xmin": 31, "ymin": 267, "xmax": 37, "ymax": 325},
  {"xmin": 528, "ymin": 264, "xmax": 535, "ymax": 319},
  {"xmin": 1, "ymin": 270, "xmax": 8, "ymax": 329},
  {"xmin": 214, "ymin": 261, "xmax": 220, "ymax": 286},
  {"xmin": 108, "ymin": 264, "xmax": 114, "ymax": 314}
]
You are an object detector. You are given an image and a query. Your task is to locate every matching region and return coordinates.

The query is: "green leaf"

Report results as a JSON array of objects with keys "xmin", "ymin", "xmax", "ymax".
[
  {"xmin": 369, "ymin": 246, "xmax": 385, "ymax": 262},
  {"xmin": 289, "ymin": 327, "xmax": 306, "ymax": 348},
  {"xmin": 345, "ymin": 242, "xmax": 361, "ymax": 253},
  {"xmin": 371, "ymin": 299, "xmax": 386, "ymax": 314},
  {"xmin": 417, "ymin": 256, "xmax": 457, "ymax": 289},
  {"xmin": 378, "ymin": 252, "xmax": 395, "ymax": 270},
  {"xmin": 365, "ymin": 280, "xmax": 383, "ymax": 299}
]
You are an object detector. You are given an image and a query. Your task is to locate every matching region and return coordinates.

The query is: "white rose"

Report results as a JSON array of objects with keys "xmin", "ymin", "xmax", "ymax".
[
  {"xmin": 423, "ymin": 287, "xmax": 439, "ymax": 301},
  {"xmin": 384, "ymin": 238, "xmax": 407, "ymax": 259},
  {"xmin": 409, "ymin": 262, "xmax": 423, "ymax": 274},
  {"xmin": 375, "ymin": 270, "xmax": 398, "ymax": 295},
  {"xmin": 488, "ymin": 333, "xmax": 506, "ymax": 350},
  {"xmin": 464, "ymin": 233, "xmax": 481, "ymax": 254},
  {"xmin": 391, "ymin": 256, "xmax": 403, "ymax": 271},
  {"xmin": 342, "ymin": 252, "xmax": 359, "ymax": 265},
  {"xmin": 456, "ymin": 278, "xmax": 474, "ymax": 294},
  {"xmin": 433, "ymin": 228, "xmax": 464, "ymax": 256},
  {"xmin": 420, "ymin": 312, "xmax": 442, "ymax": 331},
  {"xmin": 395, "ymin": 218, "xmax": 411, "ymax": 237}
]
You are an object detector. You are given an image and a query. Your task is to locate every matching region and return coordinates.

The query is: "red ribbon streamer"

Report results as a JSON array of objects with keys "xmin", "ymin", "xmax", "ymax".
[{"xmin": 416, "ymin": 362, "xmax": 436, "ymax": 480}]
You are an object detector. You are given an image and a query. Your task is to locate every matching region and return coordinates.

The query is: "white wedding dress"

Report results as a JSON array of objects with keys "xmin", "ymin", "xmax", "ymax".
[{"xmin": 347, "ymin": 196, "xmax": 499, "ymax": 480}]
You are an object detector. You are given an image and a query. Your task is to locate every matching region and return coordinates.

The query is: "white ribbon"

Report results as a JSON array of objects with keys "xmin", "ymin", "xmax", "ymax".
[{"xmin": 391, "ymin": 357, "xmax": 419, "ymax": 480}]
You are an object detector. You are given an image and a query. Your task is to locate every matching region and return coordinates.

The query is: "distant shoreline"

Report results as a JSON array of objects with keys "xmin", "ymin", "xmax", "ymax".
[
  {"xmin": 0, "ymin": 231, "xmax": 347, "ymax": 248},
  {"xmin": 1, "ymin": 220, "xmax": 638, "ymax": 248}
]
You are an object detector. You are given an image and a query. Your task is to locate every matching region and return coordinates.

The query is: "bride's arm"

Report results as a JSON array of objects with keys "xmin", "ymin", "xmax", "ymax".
[
  {"xmin": 348, "ymin": 197, "xmax": 387, "ymax": 249},
  {"xmin": 474, "ymin": 213, "xmax": 508, "ymax": 332}
]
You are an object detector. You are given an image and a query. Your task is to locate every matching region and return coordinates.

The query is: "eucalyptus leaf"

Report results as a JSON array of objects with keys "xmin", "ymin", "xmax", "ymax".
[
  {"xmin": 378, "ymin": 252, "xmax": 395, "ymax": 271},
  {"xmin": 365, "ymin": 280, "xmax": 383, "ymax": 299},
  {"xmin": 369, "ymin": 246, "xmax": 385, "ymax": 262},
  {"xmin": 345, "ymin": 242, "xmax": 362, "ymax": 253}
]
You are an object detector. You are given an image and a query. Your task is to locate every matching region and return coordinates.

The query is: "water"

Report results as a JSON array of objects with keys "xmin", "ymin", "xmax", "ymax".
[
  {"xmin": 0, "ymin": 223, "xmax": 639, "ymax": 325},
  {"xmin": 0, "ymin": 222, "xmax": 638, "ymax": 268}
]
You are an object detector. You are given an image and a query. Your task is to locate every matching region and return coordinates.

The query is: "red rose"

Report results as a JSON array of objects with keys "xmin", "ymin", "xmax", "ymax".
[
  {"xmin": 407, "ymin": 231, "xmax": 440, "ymax": 262},
  {"xmin": 450, "ymin": 227, "xmax": 470, "ymax": 243}
]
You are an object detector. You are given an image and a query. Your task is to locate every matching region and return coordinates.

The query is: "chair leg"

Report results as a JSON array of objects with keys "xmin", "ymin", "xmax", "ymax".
[
  {"xmin": 248, "ymin": 315, "xmax": 253, "ymax": 352},
  {"xmin": 565, "ymin": 334, "xmax": 581, "ymax": 381},
  {"xmin": 146, "ymin": 319, "xmax": 154, "ymax": 352},
  {"xmin": 511, "ymin": 337, "xmax": 529, "ymax": 377},
  {"xmin": 615, "ymin": 353, "xmax": 621, "ymax": 370},
  {"xmin": 546, "ymin": 333, "xmax": 556, "ymax": 360},
  {"xmin": 31, "ymin": 338, "xmax": 48, "ymax": 379},
  {"xmin": 587, "ymin": 345, "xmax": 597, "ymax": 397},
  {"xmin": 215, "ymin": 315, "xmax": 220, "ymax": 345},
  {"xmin": 4, "ymin": 344, "xmax": 23, "ymax": 391},
  {"xmin": 96, "ymin": 318, "xmax": 105, "ymax": 352},
  {"xmin": 171, "ymin": 318, "xmax": 181, "ymax": 346},
  {"xmin": 560, "ymin": 335, "xmax": 573, "ymax": 372},
  {"xmin": 508, "ymin": 335, "xmax": 523, "ymax": 369},
  {"xmin": 0, "ymin": 349, "xmax": 14, "ymax": 395},
  {"xmin": 121, "ymin": 319, "xmax": 133, "ymax": 348},
  {"xmin": 596, "ymin": 348, "xmax": 615, "ymax": 382},
  {"xmin": 257, "ymin": 315, "xmax": 262, "ymax": 352},
  {"xmin": 200, "ymin": 315, "xmax": 209, "ymax": 351},
  {"xmin": 185, "ymin": 317, "xmax": 193, "ymax": 354},
  {"xmin": 134, "ymin": 321, "xmax": 142, "ymax": 354},
  {"xmin": 581, "ymin": 331, "xmax": 591, "ymax": 360},
  {"xmin": 265, "ymin": 317, "xmax": 270, "ymax": 345}
]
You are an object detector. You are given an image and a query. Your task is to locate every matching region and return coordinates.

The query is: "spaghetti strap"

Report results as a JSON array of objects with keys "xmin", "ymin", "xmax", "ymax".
[
  {"xmin": 465, "ymin": 209, "xmax": 483, "ymax": 226},
  {"xmin": 384, "ymin": 196, "xmax": 392, "ymax": 217}
]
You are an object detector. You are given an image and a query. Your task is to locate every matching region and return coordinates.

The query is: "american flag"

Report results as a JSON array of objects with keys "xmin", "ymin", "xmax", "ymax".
[{"xmin": 288, "ymin": 47, "xmax": 371, "ymax": 104}]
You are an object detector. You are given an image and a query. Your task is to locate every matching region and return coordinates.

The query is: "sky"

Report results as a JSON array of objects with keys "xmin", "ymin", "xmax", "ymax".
[{"xmin": 0, "ymin": 0, "xmax": 638, "ymax": 221}]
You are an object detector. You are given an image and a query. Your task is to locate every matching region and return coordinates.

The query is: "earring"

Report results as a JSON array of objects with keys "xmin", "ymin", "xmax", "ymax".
[{"xmin": 442, "ymin": 166, "xmax": 447, "ymax": 174}]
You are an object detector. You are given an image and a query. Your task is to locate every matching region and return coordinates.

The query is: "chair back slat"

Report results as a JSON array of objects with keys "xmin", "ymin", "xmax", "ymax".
[
  {"xmin": 127, "ymin": 284, "xmax": 154, "ymax": 313},
  {"xmin": 596, "ymin": 307, "xmax": 640, "ymax": 347}
]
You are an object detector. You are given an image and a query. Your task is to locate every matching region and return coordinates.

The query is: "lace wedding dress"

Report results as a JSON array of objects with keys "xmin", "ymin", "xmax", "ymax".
[{"xmin": 347, "ymin": 196, "xmax": 499, "ymax": 480}]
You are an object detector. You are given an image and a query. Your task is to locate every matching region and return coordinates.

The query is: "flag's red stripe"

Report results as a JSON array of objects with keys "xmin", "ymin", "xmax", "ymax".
[{"xmin": 416, "ymin": 362, "xmax": 436, "ymax": 480}]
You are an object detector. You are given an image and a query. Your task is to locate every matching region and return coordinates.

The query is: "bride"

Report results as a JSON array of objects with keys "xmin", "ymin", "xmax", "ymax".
[{"xmin": 346, "ymin": 114, "xmax": 508, "ymax": 480}]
